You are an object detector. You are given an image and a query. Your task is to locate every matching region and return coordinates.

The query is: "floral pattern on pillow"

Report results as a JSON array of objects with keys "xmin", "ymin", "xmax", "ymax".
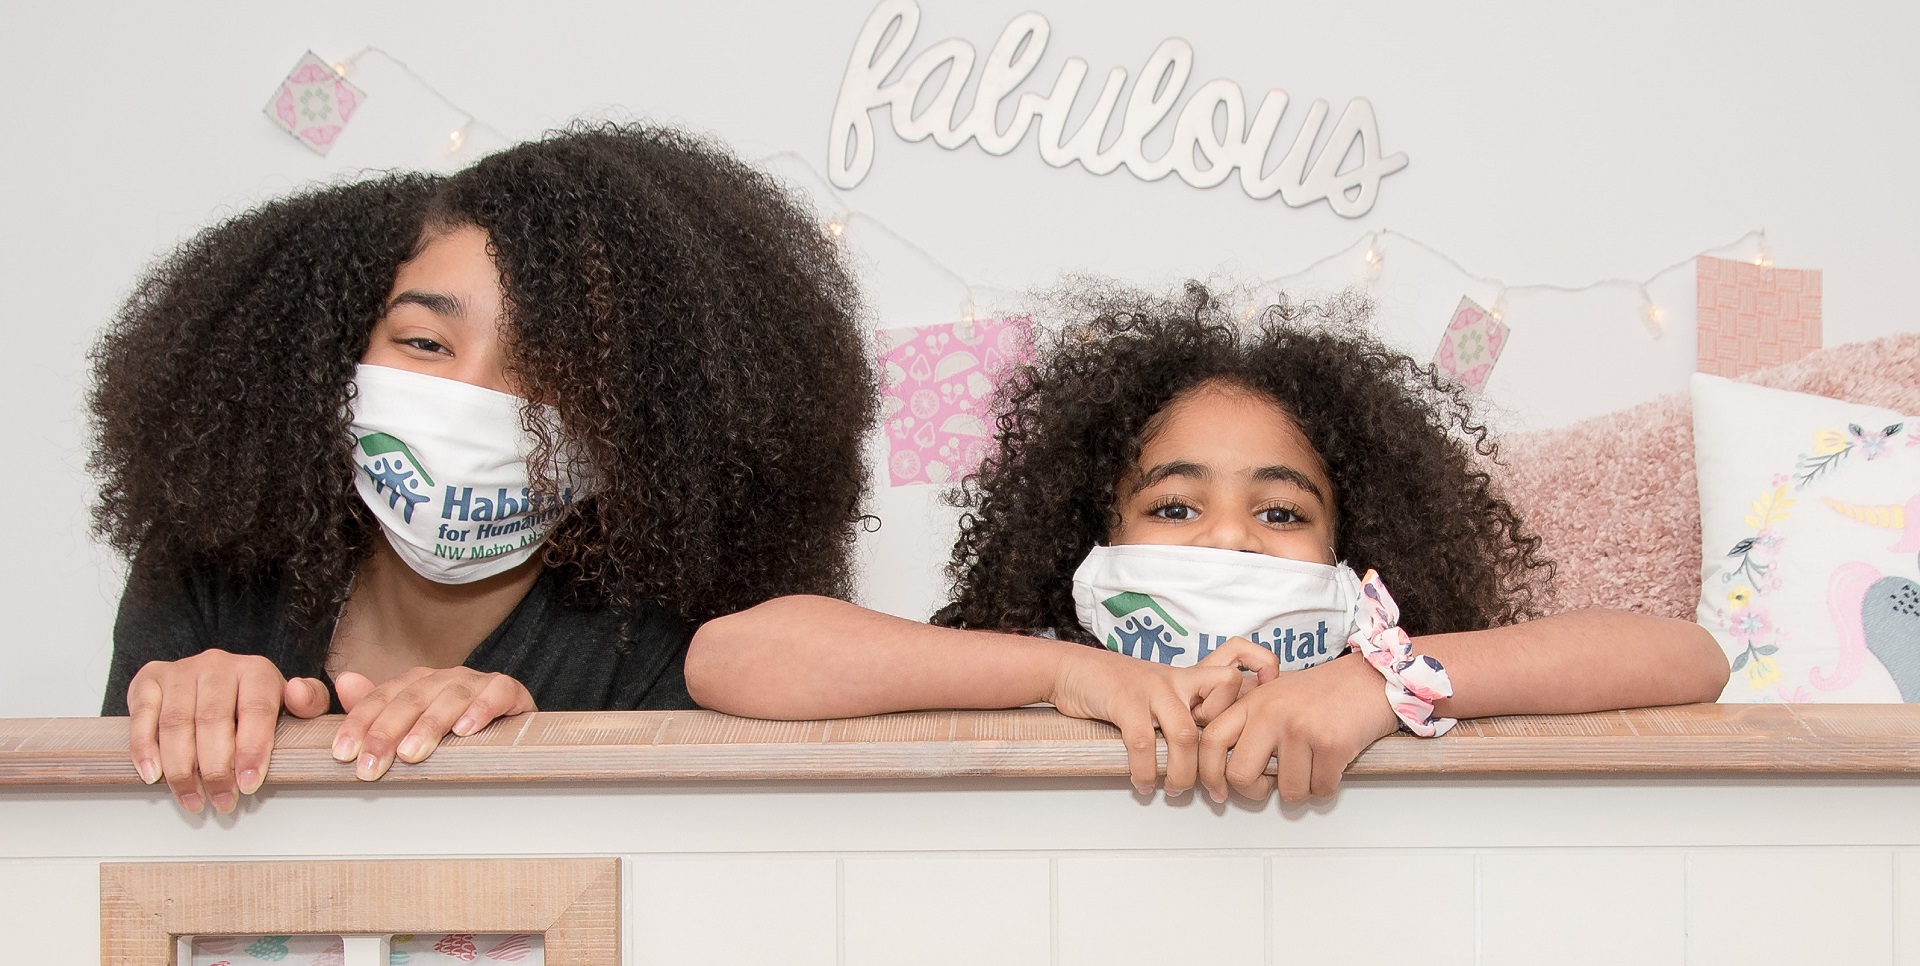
[{"xmin": 1693, "ymin": 373, "xmax": 1920, "ymax": 703}]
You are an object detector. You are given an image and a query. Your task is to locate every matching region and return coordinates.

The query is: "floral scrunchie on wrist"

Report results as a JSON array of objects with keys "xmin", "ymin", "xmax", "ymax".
[{"xmin": 1346, "ymin": 570, "xmax": 1456, "ymax": 737}]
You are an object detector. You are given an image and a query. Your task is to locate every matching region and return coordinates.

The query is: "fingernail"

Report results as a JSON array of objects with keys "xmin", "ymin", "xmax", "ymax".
[
  {"xmin": 332, "ymin": 735, "xmax": 356, "ymax": 762},
  {"xmin": 397, "ymin": 736, "xmax": 425, "ymax": 761},
  {"xmin": 237, "ymin": 768, "xmax": 262, "ymax": 795},
  {"xmin": 136, "ymin": 759, "xmax": 160, "ymax": 785},
  {"xmin": 1133, "ymin": 784, "xmax": 1152, "ymax": 796},
  {"xmin": 178, "ymin": 792, "xmax": 204, "ymax": 814},
  {"xmin": 356, "ymin": 753, "xmax": 381, "ymax": 781},
  {"xmin": 452, "ymin": 716, "xmax": 479, "ymax": 737},
  {"xmin": 211, "ymin": 792, "xmax": 236, "ymax": 814},
  {"xmin": 1209, "ymin": 787, "xmax": 1227, "ymax": 804}
]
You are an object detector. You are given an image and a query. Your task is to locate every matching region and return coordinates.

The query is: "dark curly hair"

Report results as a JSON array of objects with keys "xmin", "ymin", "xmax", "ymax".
[
  {"xmin": 931, "ymin": 282, "xmax": 1550, "ymax": 640},
  {"xmin": 89, "ymin": 122, "xmax": 875, "ymax": 661}
]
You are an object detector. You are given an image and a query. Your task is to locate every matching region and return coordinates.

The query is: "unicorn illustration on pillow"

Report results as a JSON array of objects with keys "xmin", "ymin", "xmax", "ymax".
[{"xmin": 1822, "ymin": 493, "xmax": 1920, "ymax": 699}]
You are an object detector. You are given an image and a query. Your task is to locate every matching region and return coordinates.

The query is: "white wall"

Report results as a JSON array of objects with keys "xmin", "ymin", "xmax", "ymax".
[
  {"xmin": 4, "ymin": 0, "xmax": 1915, "ymax": 715},
  {"xmin": 8, "ymin": 778, "xmax": 1920, "ymax": 963}
]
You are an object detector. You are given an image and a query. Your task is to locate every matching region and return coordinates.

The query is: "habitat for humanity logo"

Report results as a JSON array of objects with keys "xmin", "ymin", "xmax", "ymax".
[
  {"xmin": 1101, "ymin": 592, "xmax": 1189, "ymax": 664},
  {"xmin": 358, "ymin": 432, "xmax": 433, "ymax": 523}
]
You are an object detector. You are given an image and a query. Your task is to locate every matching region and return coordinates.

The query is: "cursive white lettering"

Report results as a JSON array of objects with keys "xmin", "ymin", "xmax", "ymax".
[{"xmin": 828, "ymin": 0, "xmax": 1410, "ymax": 217}]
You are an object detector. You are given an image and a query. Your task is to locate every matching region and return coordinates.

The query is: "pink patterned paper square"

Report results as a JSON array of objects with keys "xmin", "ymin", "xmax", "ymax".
[
  {"xmin": 262, "ymin": 51, "xmax": 365, "ymax": 155},
  {"xmin": 1432, "ymin": 295, "xmax": 1510, "ymax": 392},
  {"xmin": 876, "ymin": 315, "xmax": 1034, "ymax": 486},
  {"xmin": 1696, "ymin": 255, "xmax": 1823, "ymax": 377}
]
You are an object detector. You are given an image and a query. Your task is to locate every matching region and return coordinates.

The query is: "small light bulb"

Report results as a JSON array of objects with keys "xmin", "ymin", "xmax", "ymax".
[
  {"xmin": 826, "ymin": 220, "xmax": 846, "ymax": 238},
  {"xmin": 332, "ymin": 61, "xmax": 350, "ymax": 77},
  {"xmin": 448, "ymin": 129, "xmax": 466, "ymax": 153},
  {"xmin": 960, "ymin": 301, "xmax": 976, "ymax": 324},
  {"xmin": 1640, "ymin": 301, "xmax": 1664, "ymax": 336},
  {"xmin": 1490, "ymin": 294, "xmax": 1509, "ymax": 322},
  {"xmin": 1361, "ymin": 244, "xmax": 1384, "ymax": 281}
]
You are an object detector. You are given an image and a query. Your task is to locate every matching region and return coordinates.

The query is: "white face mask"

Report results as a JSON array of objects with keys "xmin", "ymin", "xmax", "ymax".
[
  {"xmin": 347, "ymin": 364, "xmax": 590, "ymax": 584},
  {"xmin": 1071, "ymin": 543, "xmax": 1363, "ymax": 670}
]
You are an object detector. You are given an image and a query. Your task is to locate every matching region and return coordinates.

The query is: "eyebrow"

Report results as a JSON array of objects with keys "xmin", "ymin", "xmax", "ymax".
[
  {"xmin": 1252, "ymin": 464, "xmax": 1327, "ymax": 503},
  {"xmin": 387, "ymin": 290, "xmax": 466, "ymax": 318},
  {"xmin": 1131, "ymin": 460, "xmax": 1208, "ymax": 493},
  {"xmin": 1130, "ymin": 459, "xmax": 1327, "ymax": 504}
]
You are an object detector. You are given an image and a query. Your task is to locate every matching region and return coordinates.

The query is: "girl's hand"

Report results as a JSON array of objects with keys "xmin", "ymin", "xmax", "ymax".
[
  {"xmin": 1195, "ymin": 636, "xmax": 1280, "ymax": 698},
  {"xmin": 331, "ymin": 667, "xmax": 536, "ymax": 780},
  {"xmin": 1196, "ymin": 653, "xmax": 1397, "ymax": 804},
  {"xmin": 125, "ymin": 650, "xmax": 331, "ymax": 814},
  {"xmin": 1047, "ymin": 647, "xmax": 1245, "ymax": 797}
]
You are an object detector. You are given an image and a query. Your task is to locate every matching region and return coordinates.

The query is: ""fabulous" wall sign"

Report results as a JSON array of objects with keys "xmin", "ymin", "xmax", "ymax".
[{"xmin": 828, "ymin": 0, "xmax": 1409, "ymax": 218}]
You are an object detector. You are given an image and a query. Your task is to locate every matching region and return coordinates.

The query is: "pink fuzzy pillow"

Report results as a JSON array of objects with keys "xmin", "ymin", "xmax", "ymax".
[{"xmin": 1494, "ymin": 334, "xmax": 1920, "ymax": 618}]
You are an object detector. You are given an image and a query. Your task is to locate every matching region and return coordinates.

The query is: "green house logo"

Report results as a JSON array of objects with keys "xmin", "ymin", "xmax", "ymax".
[
  {"xmin": 1100, "ymin": 591, "xmax": 1188, "ymax": 664},
  {"xmin": 357, "ymin": 432, "xmax": 434, "ymax": 523},
  {"xmin": 358, "ymin": 432, "xmax": 434, "ymax": 485}
]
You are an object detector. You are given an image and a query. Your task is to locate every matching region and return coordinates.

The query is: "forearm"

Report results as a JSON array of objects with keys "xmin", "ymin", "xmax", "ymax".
[
  {"xmin": 1415, "ymin": 610, "xmax": 1729, "ymax": 719},
  {"xmin": 685, "ymin": 595, "xmax": 1078, "ymax": 719}
]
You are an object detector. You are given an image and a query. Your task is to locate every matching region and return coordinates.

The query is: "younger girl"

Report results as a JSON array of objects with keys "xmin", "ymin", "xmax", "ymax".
[{"xmin": 685, "ymin": 284, "xmax": 1727, "ymax": 803}]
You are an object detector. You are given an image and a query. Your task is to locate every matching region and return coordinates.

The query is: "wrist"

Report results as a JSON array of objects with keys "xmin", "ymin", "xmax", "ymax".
[
  {"xmin": 1325, "ymin": 653, "xmax": 1399, "ymax": 738},
  {"xmin": 1042, "ymin": 639, "xmax": 1123, "ymax": 708}
]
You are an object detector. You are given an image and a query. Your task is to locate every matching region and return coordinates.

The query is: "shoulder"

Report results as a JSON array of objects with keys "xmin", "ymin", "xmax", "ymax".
[
  {"xmin": 116, "ymin": 560, "xmax": 291, "ymax": 643},
  {"xmin": 104, "ymin": 560, "xmax": 306, "ymax": 714},
  {"xmin": 470, "ymin": 570, "xmax": 696, "ymax": 711}
]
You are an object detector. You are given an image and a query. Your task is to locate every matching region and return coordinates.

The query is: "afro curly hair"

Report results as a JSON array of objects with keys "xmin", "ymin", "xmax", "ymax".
[
  {"xmin": 89, "ymin": 123, "xmax": 876, "ymax": 663},
  {"xmin": 931, "ymin": 281, "xmax": 1551, "ymax": 641}
]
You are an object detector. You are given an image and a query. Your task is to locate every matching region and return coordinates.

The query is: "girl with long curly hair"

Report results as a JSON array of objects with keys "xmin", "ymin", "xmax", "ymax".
[
  {"xmin": 92, "ymin": 123, "xmax": 874, "ymax": 814},
  {"xmin": 687, "ymin": 282, "xmax": 1725, "ymax": 803}
]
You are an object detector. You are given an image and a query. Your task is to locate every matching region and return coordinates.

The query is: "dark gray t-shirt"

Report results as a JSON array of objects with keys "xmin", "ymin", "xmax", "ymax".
[{"xmin": 101, "ymin": 564, "xmax": 696, "ymax": 715}]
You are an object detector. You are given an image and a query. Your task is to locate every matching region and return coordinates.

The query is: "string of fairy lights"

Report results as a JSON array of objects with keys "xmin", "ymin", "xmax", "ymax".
[
  {"xmin": 317, "ymin": 46, "xmax": 1774, "ymax": 343},
  {"xmin": 329, "ymin": 47, "xmax": 502, "ymax": 157},
  {"xmin": 1260, "ymin": 227, "xmax": 1772, "ymax": 338}
]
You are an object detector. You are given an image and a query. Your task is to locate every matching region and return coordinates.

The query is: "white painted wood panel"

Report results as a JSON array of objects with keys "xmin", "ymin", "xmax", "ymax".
[
  {"xmin": 9, "ymin": 780, "xmax": 1920, "ymax": 860},
  {"xmin": 1056, "ymin": 855, "xmax": 1266, "ymax": 963},
  {"xmin": 842, "ymin": 856, "xmax": 1051, "ymax": 966},
  {"xmin": 0, "ymin": 859, "xmax": 97, "ymax": 961},
  {"xmin": 1899, "ymin": 850, "xmax": 1920, "ymax": 966},
  {"xmin": 4, "ymin": 838, "xmax": 1917, "ymax": 963},
  {"xmin": 1270, "ymin": 851, "xmax": 1476, "ymax": 966},
  {"xmin": 629, "ymin": 856, "xmax": 839, "ymax": 966},
  {"xmin": 1687, "ymin": 850, "xmax": 1895, "ymax": 966},
  {"xmin": 1477, "ymin": 851, "xmax": 1686, "ymax": 966}
]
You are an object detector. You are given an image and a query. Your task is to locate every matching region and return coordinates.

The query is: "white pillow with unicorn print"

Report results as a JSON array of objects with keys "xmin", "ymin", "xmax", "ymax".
[{"xmin": 1693, "ymin": 373, "xmax": 1920, "ymax": 703}]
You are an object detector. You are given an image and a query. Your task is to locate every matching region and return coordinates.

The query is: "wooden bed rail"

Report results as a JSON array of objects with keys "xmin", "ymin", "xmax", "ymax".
[{"xmin": 4, "ymin": 703, "xmax": 1919, "ymax": 787}]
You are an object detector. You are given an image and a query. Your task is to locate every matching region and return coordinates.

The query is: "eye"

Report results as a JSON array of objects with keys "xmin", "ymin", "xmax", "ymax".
[
  {"xmin": 1256, "ymin": 504, "xmax": 1304, "ymax": 527},
  {"xmin": 1146, "ymin": 499, "xmax": 1197, "ymax": 522},
  {"xmin": 397, "ymin": 336, "xmax": 451, "ymax": 356}
]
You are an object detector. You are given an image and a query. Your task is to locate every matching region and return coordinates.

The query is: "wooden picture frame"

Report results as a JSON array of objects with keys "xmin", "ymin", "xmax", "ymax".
[{"xmin": 99, "ymin": 857, "xmax": 618, "ymax": 965}]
